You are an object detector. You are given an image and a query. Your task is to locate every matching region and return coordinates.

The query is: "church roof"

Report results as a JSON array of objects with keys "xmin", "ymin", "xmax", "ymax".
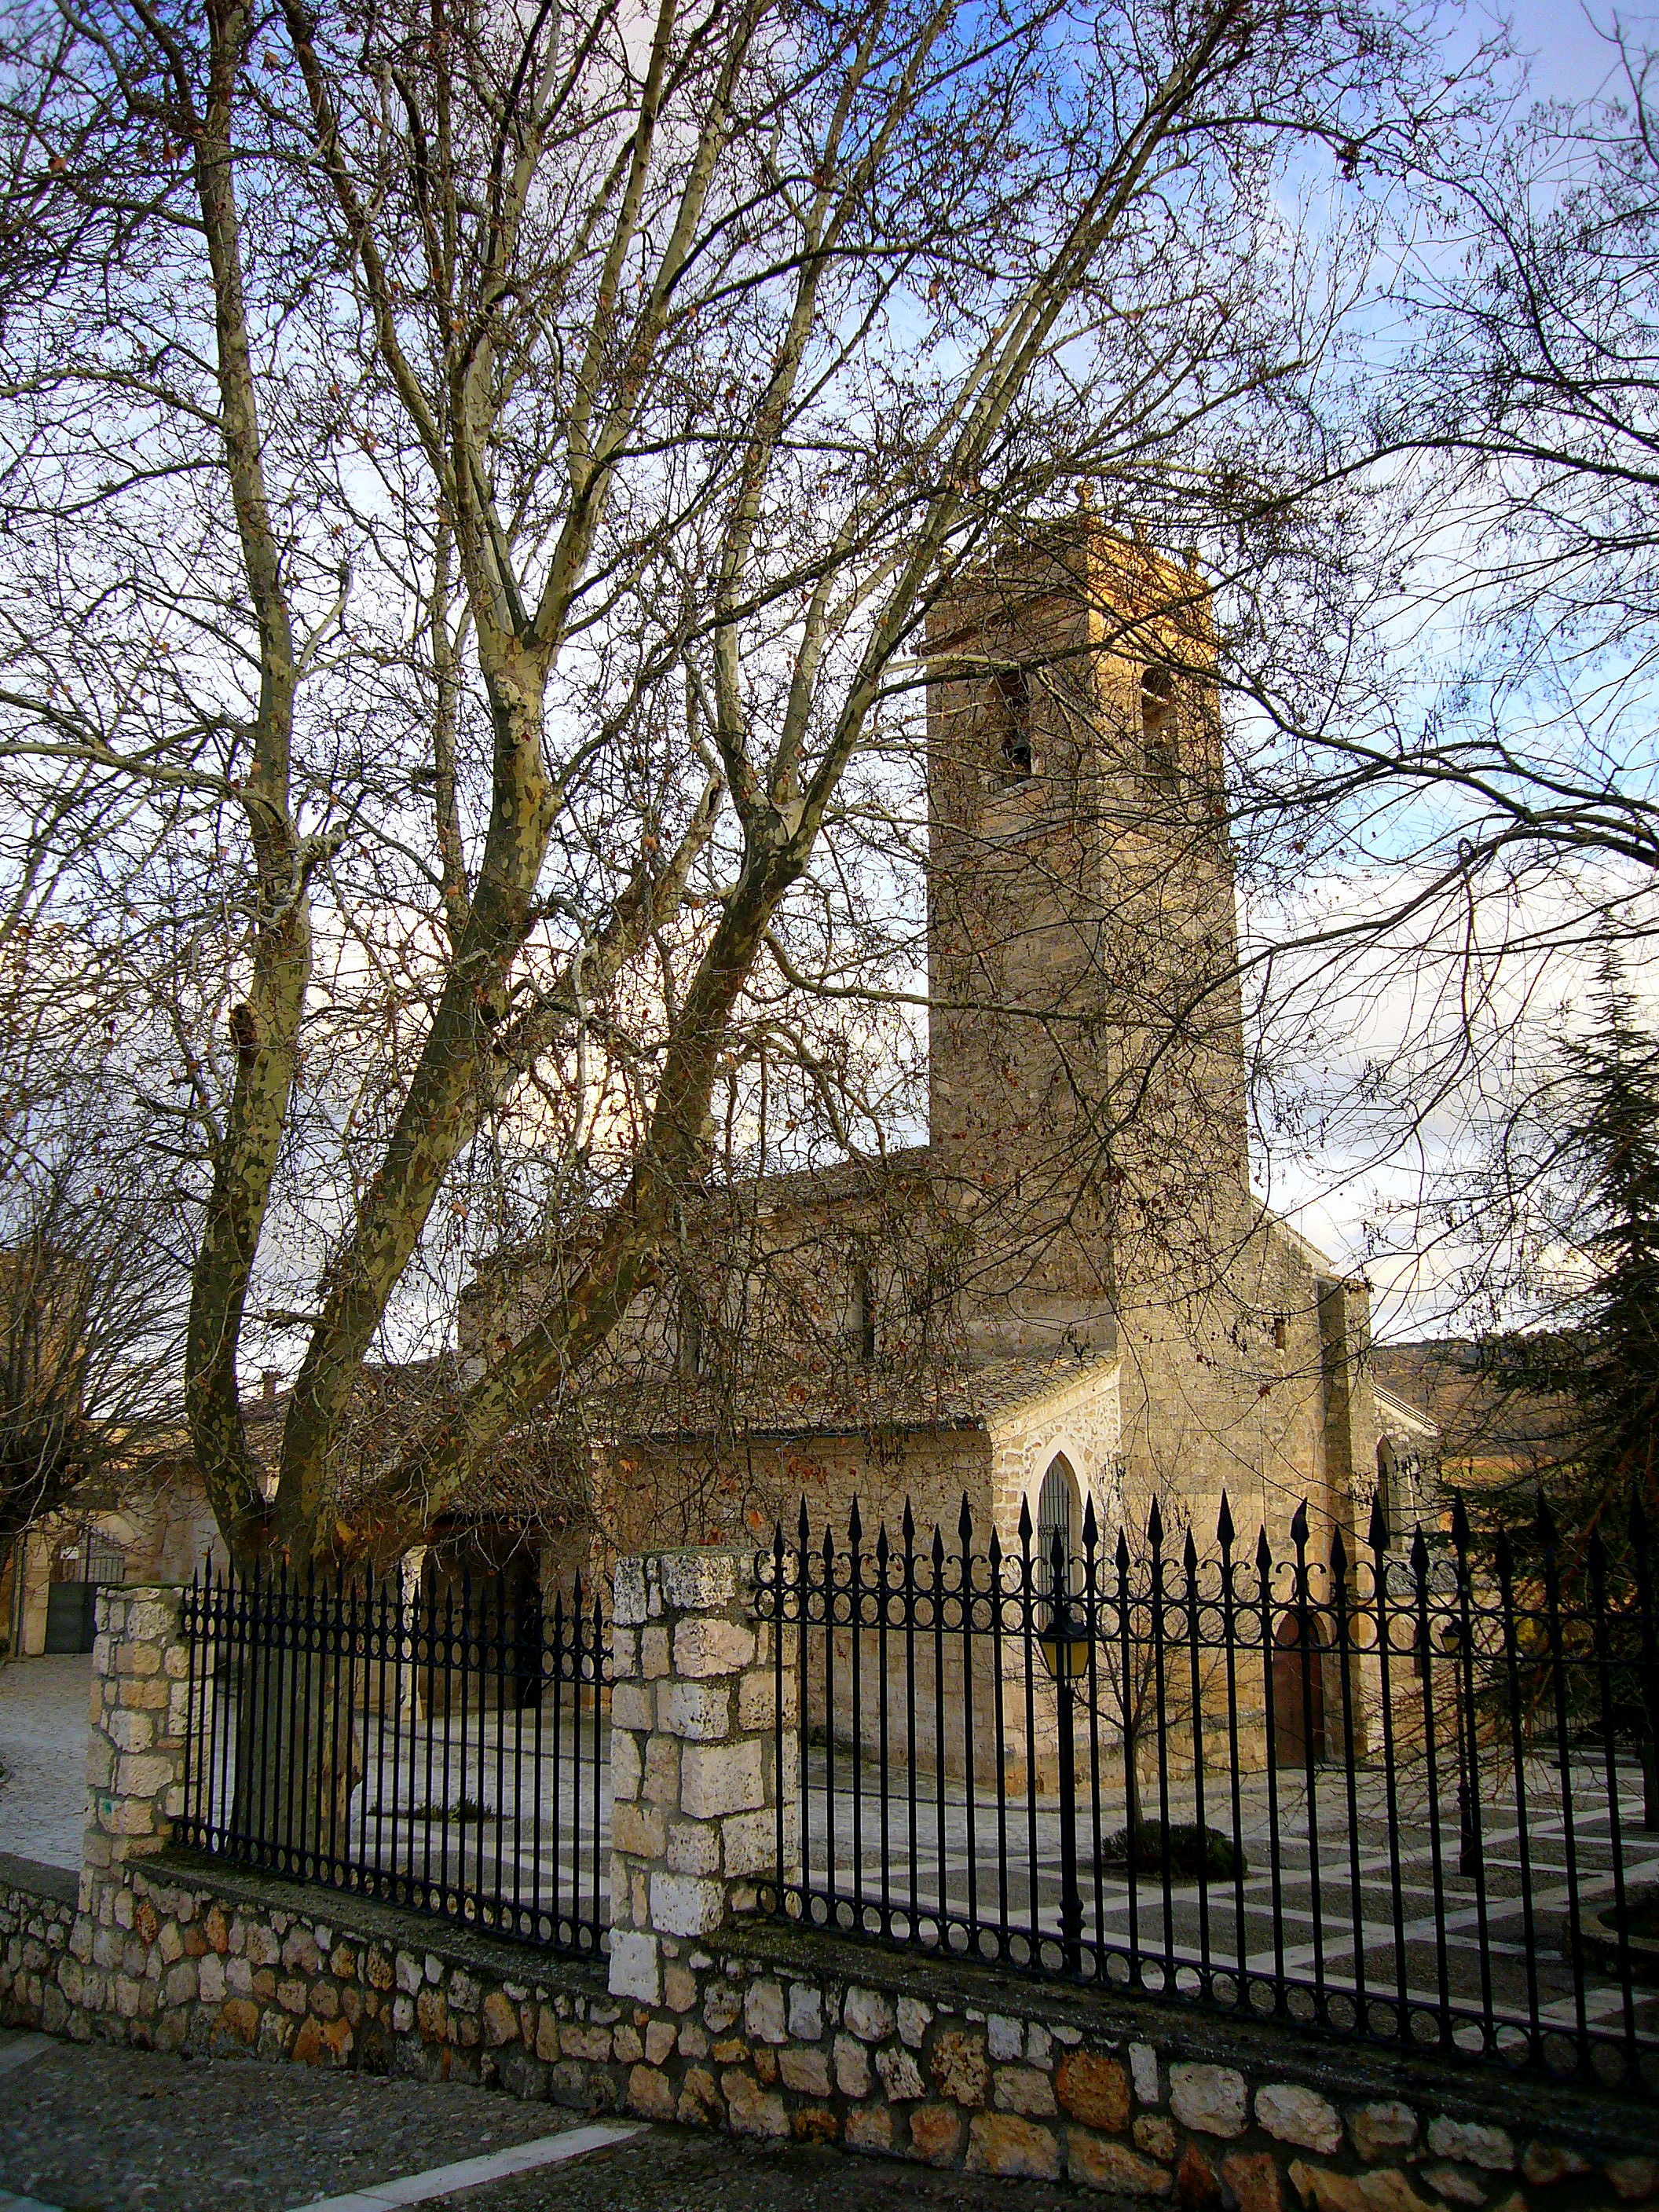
[{"xmin": 594, "ymin": 1346, "xmax": 1115, "ymax": 1445}]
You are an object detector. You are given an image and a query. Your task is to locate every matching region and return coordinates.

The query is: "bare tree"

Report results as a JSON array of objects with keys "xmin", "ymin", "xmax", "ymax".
[
  {"xmin": 0, "ymin": 0, "xmax": 1460, "ymax": 1590},
  {"xmin": 0, "ymin": 1118, "xmax": 189, "ymax": 1599}
]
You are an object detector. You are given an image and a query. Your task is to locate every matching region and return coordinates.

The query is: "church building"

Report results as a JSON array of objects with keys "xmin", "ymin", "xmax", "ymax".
[{"xmin": 463, "ymin": 524, "xmax": 1432, "ymax": 1577}]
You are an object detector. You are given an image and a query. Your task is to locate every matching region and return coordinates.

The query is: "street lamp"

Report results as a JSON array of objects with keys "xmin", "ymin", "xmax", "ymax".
[{"xmin": 1037, "ymin": 1566, "xmax": 1090, "ymax": 1971}]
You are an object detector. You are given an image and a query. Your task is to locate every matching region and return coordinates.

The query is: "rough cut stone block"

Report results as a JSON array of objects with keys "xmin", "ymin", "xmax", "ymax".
[
  {"xmin": 987, "ymin": 2013, "xmax": 1024, "ymax": 2060},
  {"xmin": 643, "ymin": 1735, "xmax": 681, "ymax": 1805},
  {"xmin": 967, "ymin": 2111, "xmax": 1061, "ymax": 2181},
  {"xmin": 1170, "ymin": 2064, "xmax": 1247, "ymax": 2139},
  {"xmin": 607, "ymin": 1931, "xmax": 660, "ymax": 2005},
  {"xmin": 611, "ymin": 1802, "xmax": 666, "ymax": 1860},
  {"xmin": 661, "ymin": 1681, "xmax": 731, "ymax": 1741},
  {"xmin": 679, "ymin": 1740, "xmax": 764, "ymax": 1820},
  {"xmin": 1069, "ymin": 2133, "xmax": 1174, "ymax": 2196},
  {"xmin": 877, "ymin": 2045, "xmax": 927, "ymax": 2101},
  {"xmin": 736, "ymin": 1672, "xmax": 777, "ymax": 1730},
  {"xmin": 1290, "ymin": 2160, "xmax": 1439, "ymax": 2212},
  {"xmin": 1519, "ymin": 2145, "xmax": 1588, "ymax": 2187},
  {"xmin": 780, "ymin": 2045, "xmax": 832, "ymax": 2096},
  {"xmin": 1426, "ymin": 2122, "xmax": 1515, "ymax": 2173},
  {"xmin": 1351, "ymin": 2104, "xmax": 1418, "ymax": 2162},
  {"xmin": 660, "ymin": 1551, "xmax": 742, "ymax": 1612},
  {"xmin": 650, "ymin": 1871, "xmax": 723, "ymax": 1937},
  {"xmin": 931, "ymin": 2027, "xmax": 989, "ymax": 2107},
  {"xmin": 723, "ymin": 2067, "xmax": 788, "ymax": 2137},
  {"xmin": 609, "ymin": 1730, "xmax": 643, "ymax": 1802},
  {"xmin": 846, "ymin": 2105, "xmax": 894, "ymax": 2152},
  {"xmin": 833, "ymin": 2032, "xmax": 871, "ymax": 2097},
  {"xmin": 720, "ymin": 1809, "xmax": 775, "ymax": 1877},
  {"xmin": 897, "ymin": 1995, "xmax": 931, "ymax": 2048},
  {"xmin": 665, "ymin": 1819, "xmax": 721, "ymax": 1877},
  {"xmin": 842, "ymin": 1986, "xmax": 893, "ymax": 2042},
  {"xmin": 1421, "ymin": 2165, "xmax": 1485, "ymax": 2205},
  {"xmin": 613, "ymin": 1559, "xmax": 648, "ymax": 1627},
  {"xmin": 1130, "ymin": 2043, "xmax": 1160, "ymax": 2107},
  {"xmin": 787, "ymin": 1983, "xmax": 823, "ymax": 2041},
  {"xmin": 1178, "ymin": 2143, "xmax": 1221, "ymax": 2210},
  {"xmin": 1606, "ymin": 2157, "xmax": 1658, "ymax": 2202},
  {"xmin": 1257, "ymin": 2086, "xmax": 1343, "ymax": 2155},
  {"xmin": 744, "ymin": 1979, "xmax": 786, "ymax": 2045},
  {"xmin": 675, "ymin": 1618, "xmax": 755, "ymax": 1678},
  {"xmin": 1057, "ymin": 2052, "xmax": 1130, "ymax": 2133},
  {"xmin": 628, "ymin": 2063, "xmax": 676, "ymax": 2120},
  {"xmin": 995, "ymin": 2065, "xmax": 1057, "ymax": 2115},
  {"xmin": 911, "ymin": 2105, "xmax": 965, "ymax": 2164},
  {"xmin": 609, "ymin": 1682, "xmax": 654, "ymax": 1734},
  {"xmin": 1222, "ymin": 2152, "xmax": 1284, "ymax": 2212}
]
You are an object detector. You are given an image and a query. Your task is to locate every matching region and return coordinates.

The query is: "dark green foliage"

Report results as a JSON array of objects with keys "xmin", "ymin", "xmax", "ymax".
[
  {"xmin": 1100, "ymin": 1818, "xmax": 1245, "ymax": 1882},
  {"xmin": 1479, "ymin": 965, "xmax": 1659, "ymax": 1552}
]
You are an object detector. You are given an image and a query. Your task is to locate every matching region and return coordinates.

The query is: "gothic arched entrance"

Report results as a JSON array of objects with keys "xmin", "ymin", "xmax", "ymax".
[{"xmin": 1271, "ymin": 1606, "xmax": 1328, "ymax": 1769}]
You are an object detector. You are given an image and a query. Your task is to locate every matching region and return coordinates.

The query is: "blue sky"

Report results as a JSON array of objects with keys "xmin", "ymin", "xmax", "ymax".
[{"xmin": 1503, "ymin": 0, "xmax": 1653, "ymax": 101}]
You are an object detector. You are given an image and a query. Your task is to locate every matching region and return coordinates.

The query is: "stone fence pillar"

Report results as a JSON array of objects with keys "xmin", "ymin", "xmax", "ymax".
[
  {"xmin": 81, "ymin": 1585, "xmax": 192, "ymax": 1916},
  {"xmin": 607, "ymin": 1549, "xmax": 797, "ymax": 2007}
]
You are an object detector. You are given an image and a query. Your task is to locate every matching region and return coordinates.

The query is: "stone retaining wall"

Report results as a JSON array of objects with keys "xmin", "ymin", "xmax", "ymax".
[
  {"xmin": 0, "ymin": 1851, "xmax": 77, "ymax": 2034},
  {"xmin": 49, "ymin": 1851, "xmax": 624, "ymax": 2107},
  {"xmin": 8, "ymin": 1570, "xmax": 1653, "ymax": 2212},
  {"xmin": 607, "ymin": 1921, "xmax": 1658, "ymax": 2208}
]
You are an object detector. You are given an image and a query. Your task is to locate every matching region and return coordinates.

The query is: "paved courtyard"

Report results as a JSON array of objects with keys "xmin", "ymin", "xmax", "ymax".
[
  {"xmin": 0, "ymin": 2031, "xmax": 1097, "ymax": 2211},
  {"xmin": 0, "ymin": 1658, "xmax": 90, "ymax": 1870}
]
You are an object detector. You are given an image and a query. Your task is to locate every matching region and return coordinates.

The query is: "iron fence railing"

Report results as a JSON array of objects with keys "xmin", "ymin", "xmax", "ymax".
[
  {"xmin": 178, "ymin": 1564, "xmax": 610, "ymax": 1955},
  {"xmin": 756, "ymin": 1491, "xmax": 1659, "ymax": 2095}
]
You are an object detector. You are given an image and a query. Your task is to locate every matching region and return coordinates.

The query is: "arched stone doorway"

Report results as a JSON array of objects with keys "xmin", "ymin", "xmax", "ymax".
[
  {"xmin": 1271, "ymin": 1606, "xmax": 1328, "ymax": 1769},
  {"xmin": 1035, "ymin": 1454, "xmax": 1080, "ymax": 1588}
]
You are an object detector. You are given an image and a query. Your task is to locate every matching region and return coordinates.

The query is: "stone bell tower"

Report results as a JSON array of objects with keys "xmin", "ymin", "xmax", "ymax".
[{"xmin": 925, "ymin": 524, "xmax": 1252, "ymax": 1365}]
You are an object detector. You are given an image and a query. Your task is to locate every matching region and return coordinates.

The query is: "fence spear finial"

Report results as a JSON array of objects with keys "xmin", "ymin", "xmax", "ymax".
[
  {"xmin": 1368, "ymin": 1489, "xmax": 1389, "ymax": 1554},
  {"xmin": 1450, "ymin": 1490, "xmax": 1470, "ymax": 1553}
]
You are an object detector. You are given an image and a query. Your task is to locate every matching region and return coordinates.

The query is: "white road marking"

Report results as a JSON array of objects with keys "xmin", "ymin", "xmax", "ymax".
[
  {"xmin": 0, "ymin": 2038, "xmax": 51, "ymax": 2082},
  {"xmin": 286, "ymin": 2122, "xmax": 644, "ymax": 2210},
  {"xmin": 0, "ymin": 2191, "xmax": 65, "ymax": 2212}
]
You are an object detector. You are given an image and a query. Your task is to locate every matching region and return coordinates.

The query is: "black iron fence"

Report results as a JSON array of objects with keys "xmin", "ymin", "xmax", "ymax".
[
  {"xmin": 178, "ymin": 1563, "xmax": 610, "ymax": 1955},
  {"xmin": 756, "ymin": 1492, "xmax": 1659, "ymax": 2095}
]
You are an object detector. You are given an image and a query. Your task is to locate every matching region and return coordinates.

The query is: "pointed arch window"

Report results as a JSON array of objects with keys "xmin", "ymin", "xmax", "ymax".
[
  {"xmin": 1141, "ymin": 662, "xmax": 1178, "ymax": 780},
  {"xmin": 1036, "ymin": 1453, "xmax": 1079, "ymax": 1582},
  {"xmin": 990, "ymin": 666, "xmax": 1032, "ymax": 782}
]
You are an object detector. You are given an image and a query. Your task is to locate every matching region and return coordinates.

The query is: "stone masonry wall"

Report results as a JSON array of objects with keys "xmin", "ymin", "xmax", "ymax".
[
  {"xmin": 4, "ymin": 1566, "xmax": 1653, "ymax": 2212},
  {"xmin": 605, "ymin": 1923, "xmax": 1657, "ymax": 2207},
  {"xmin": 0, "ymin": 1853, "xmax": 76, "ymax": 2034}
]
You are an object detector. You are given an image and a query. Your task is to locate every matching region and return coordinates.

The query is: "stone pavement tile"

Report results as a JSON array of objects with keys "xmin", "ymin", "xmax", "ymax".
[
  {"xmin": 0, "ymin": 1657, "xmax": 92, "ymax": 1872},
  {"xmin": 451, "ymin": 2130, "xmax": 1093, "ymax": 2210},
  {"xmin": 0, "ymin": 2038, "xmax": 576, "ymax": 2212}
]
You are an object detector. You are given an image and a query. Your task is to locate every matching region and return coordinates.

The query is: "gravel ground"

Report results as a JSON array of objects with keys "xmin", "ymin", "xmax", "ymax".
[
  {"xmin": 446, "ymin": 2128, "xmax": 1093, "ymax": 2209},
  {"xmin": 0, "ymin": 2032, "xmax": 1094, "ymax": 2212},
  {"xmin": 0, "ymin": 1657, "xmax": 91, "ymax": 1870}
]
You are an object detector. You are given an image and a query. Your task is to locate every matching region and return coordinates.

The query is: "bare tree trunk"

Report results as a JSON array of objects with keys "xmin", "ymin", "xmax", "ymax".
[{"xmin": 229, "ymin": 1642, "xmax": 361, "ymax": 1868}]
